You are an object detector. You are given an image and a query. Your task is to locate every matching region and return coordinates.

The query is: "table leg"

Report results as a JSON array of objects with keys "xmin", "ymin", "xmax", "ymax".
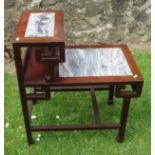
[
  {"xmin": 18, "ymin": 87, "xmax": 33, "ymax": 145},
  {"xmin": 23, "ymin": 99, "xmax": 33, "ymax": 145},
  {"xmin": 117, "ymin": 97, "xmax": 131, "ymax": 142},
  {"xmin": 32, "ymin": 88, "xmax": 37, "ymax": 104},
  {"xmin": 108, "ymin": 85, "xmax": 114, "ymax": 105},
  {"xmin": 13, "ymin": 46, "xmax": 33, "ymax": 145}
]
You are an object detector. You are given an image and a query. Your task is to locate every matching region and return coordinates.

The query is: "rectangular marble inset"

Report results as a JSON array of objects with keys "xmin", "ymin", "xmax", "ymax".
[
  {"xmin": 25, "ymin": 13, "xmax": 55, "ymax": 37},
  {"xmin": 59, "ymin": 48, "xmax": 133, "ymax": 77}
]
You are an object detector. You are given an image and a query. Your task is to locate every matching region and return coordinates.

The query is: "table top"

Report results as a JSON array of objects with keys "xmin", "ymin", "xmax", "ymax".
[
  {"xmin": 59, "ymin": 47, "xmax": 132, "ymax": 77},
  {"xmin": 13, "ymin": 10, "xmax": 64, "ymax": 45},
  {"xmin": 24, "ymin": 45, "xmax": 143, "ymax": 86}
]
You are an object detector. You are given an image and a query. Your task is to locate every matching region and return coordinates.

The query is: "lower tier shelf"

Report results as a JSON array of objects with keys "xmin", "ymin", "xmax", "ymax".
[{"xmin": 23, "ymin": 45, "xmax": 142, "ymax": 87}]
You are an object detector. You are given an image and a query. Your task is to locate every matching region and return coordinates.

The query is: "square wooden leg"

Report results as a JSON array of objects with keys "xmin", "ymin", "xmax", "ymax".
[
  {"xmin": 108, "ymin": 85, "xmax": 114, "ymax": 105},
  {"xmin": 117, "ymin": 97, "xmax": 131, "ymax": 142}
]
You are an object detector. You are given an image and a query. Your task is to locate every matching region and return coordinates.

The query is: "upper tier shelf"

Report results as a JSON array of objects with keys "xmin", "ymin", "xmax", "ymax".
[
  {"xmin": 23, "ymin": 45, "xmax": 143, "ymax": 87},
  {"xmin": 13, "ymin": 10, "xmax": 64, "ymax": 44}
]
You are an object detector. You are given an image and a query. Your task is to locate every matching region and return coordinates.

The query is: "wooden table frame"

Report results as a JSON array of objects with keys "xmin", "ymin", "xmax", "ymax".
[
  {"xmin": 12, "ymin": 9, "xmax": 143, "ymax": 145},
  {"xmin": 13, "ymin": 42, "xmax": 143, "ymax": 144}
]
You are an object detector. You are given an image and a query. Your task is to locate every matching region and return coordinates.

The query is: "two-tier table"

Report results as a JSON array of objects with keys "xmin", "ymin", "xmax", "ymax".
[{"xmin": 13, "ymin": 10, "xmax": 144, "ymax": 144}]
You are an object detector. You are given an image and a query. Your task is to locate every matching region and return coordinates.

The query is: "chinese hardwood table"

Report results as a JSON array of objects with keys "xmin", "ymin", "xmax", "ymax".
[{"xmin": 13, "ymin": 10, "xmax": 143, "ymax": 144}]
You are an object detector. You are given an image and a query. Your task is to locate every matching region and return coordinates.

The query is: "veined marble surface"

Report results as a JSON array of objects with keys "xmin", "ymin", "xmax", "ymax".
[
  {"xmin": 25, "ymin": 13, "xmax": 55, "ymax": 37},
  {"xmin": 59, "ymin": 48, "xmax": 133, "ymax": 77}
]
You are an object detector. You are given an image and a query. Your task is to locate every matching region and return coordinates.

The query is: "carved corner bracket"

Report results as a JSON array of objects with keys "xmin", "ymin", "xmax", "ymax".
[{"xmin": 115, "ymin": 82, "xmax": 143, "ymax": 98}]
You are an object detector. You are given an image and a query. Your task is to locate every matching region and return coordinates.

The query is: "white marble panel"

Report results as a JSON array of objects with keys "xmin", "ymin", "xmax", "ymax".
[
  {"xmin": 59, "ymin": 48, "xmax": 133, "ymax": 77},
  {"xmin": 25, "ymin": 13, "xmax": 55, "ymax": 37}
]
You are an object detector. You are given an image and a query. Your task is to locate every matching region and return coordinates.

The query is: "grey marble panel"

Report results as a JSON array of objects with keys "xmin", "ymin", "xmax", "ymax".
[
  {"xmin": 59, "ymin": 48, "xmax": 133, "ymax": 77},
  {"xmin": 25, "ymin": 13, "xmax": 55, "ymax": 37}
]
